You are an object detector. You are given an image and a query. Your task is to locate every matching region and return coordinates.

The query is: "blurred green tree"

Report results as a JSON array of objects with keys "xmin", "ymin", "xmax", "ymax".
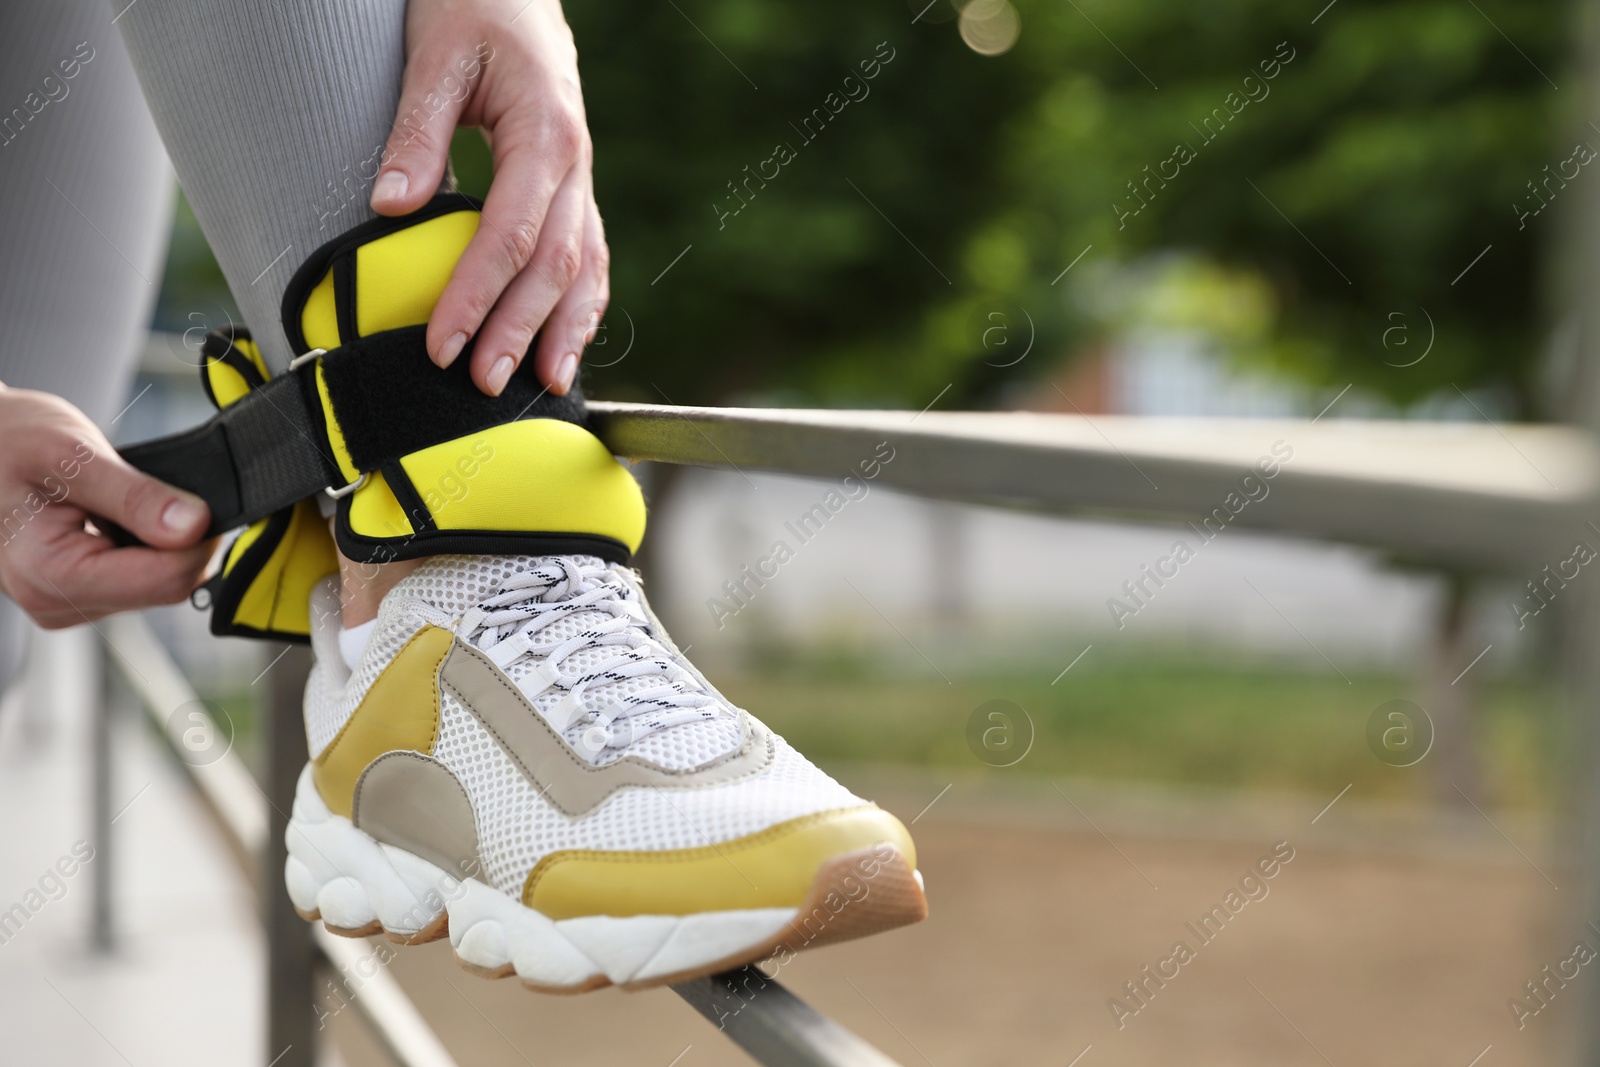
[
  {"xmin": 164, "ymin": 0, "xmax": 1571, "ymax": 414},
  {"xmin": 995, "ymin": 0, "xmax": 1572, "ymax": 415},
  {"xmin": 615, "ymin": 0, "xmax": 1566, "ymax": 414},
  {"xmin": 452, "ymin": 0, "xmax": 1034, "ymax": 409}
]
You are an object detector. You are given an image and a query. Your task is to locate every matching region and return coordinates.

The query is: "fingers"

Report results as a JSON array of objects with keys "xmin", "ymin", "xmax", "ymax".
[
  {"xmin": 426, "ymin": 108, "xmax": 586, "ymax": 374},
  {"xmin": 68, "ymin": 446, "xmax": 209, "ymax": 550},
  {"xmin": 13, "ymin": 525, "xmax": 215, "ymax": 628},
  {"xmin": 533, "ymin": 193, "xmax": 609, "ymax": 395},
  {"xmin": 5, "ymin": 403, "xmax": 207, "ymax": 549},
  {"xmin": 468, "ymin": 162, "xmax": 588, "ymax": 395},
  {"xmin": 371, "ymin": 43, "xmax": 478, "ymax": 216},
  {"xmin": 0, "ymin": 388, "xmax": 215, "ymax": 628}
]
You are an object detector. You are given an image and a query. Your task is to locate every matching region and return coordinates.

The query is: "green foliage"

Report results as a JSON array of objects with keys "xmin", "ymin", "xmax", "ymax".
[
  {"xmin": 455, "ymin": 2, "xmax": 1034, "ymax": 408},
  {"xmin": 717, "ymin": 648, "xmax": 1562, "ymax": 809},
  {"xmin": 153, "ymin": 192, "xmax": 238, "ymax": 338},
  {"xmin": 524, "ymin": 0, "xmax": 1567, "ymax": 411},
  {"xmin": 1013, "ymin": 0, "xmax": 1571, "ymax": 412},
  {"xmin": 136, "ymin": 0, "xmax": 1561, "ymax": 411}
]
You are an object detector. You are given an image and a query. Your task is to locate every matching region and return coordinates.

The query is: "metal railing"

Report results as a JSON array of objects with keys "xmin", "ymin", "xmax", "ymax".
[
  {"xmin": 99, "ymin": 618, "xmax": 459, "ymax": 1067},
  {"xmin": 90, "ymin": 399, "xmax": 1600, "ymax": 1064}
]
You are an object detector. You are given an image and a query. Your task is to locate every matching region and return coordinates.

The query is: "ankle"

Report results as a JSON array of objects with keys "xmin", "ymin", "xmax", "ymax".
[{"xmin": 338, "ymin": 552, "xmax": 425, "ymax": 626}]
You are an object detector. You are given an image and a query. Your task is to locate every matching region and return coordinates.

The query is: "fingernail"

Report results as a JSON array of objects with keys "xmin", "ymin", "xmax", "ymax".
[
  {"xmin": 554, "ymin": 352, "xmax": 579, "ymax": 394},
  {"xmin": 487, "ymin": 355, "xmax": 516, "ymax": 395},
  {"xmin": 373, "ymin": 170, "xmax": 408, "ymax": 205},
  {"xmin": 162, "ymin": 495, "xmax": 207, "ymax": 535},
  {"xmin": 437, "ymin": 331, "xmax": 468, "ymax": 367}
]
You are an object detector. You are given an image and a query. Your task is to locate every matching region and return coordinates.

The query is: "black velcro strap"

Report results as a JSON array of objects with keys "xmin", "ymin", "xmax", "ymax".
[
  {"xmin": 111, "ymin": 327, "xmax": 586, "ymax": 544},
  {"xmin": 320, "ymin": 325, "xmax": 586, "ymax": 471},
  {"xmin": 115, "ymin": 421, "xmax": 243, "ymax": 530},
  {"xmin": 115, "ymin": 372, "xmax": 337, "ymax": 541}
]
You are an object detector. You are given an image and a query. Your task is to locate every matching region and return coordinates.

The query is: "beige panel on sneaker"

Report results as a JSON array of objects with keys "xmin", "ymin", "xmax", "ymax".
[
  {"xmin": 353, "ymin": 751, "xmax": 484, "ymax": 882},
  {"xmin": 439, "ymin": 640, "xmax": 774, "ymax": 816}
]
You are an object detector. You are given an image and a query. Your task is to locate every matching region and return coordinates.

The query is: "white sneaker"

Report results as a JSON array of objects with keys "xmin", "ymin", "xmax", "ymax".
[{"xmin": 284, "ymin": 555, "xmax": 926, "ymax": 991}]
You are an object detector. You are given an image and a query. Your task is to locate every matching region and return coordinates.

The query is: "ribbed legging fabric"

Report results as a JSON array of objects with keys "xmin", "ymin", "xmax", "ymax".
[
  {"xmin": 0, "ymin": 2, "xmax": 169, "ymax": 419},
  {"xmin": 0, "ymin": 0, "xmax": 416, "ymax": 682},
  {"xmin": 0, "ymin": 3, "xmax": 170, "ymax": 683},
  {"xmin": 115, "ymin": 0, "xmax": 414, "ymax": 375}
]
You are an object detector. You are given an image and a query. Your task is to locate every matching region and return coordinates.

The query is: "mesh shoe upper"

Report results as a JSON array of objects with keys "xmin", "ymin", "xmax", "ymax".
[{"xmin": 304, "ymin": 555, "xmax": 867, "ymax": 897}]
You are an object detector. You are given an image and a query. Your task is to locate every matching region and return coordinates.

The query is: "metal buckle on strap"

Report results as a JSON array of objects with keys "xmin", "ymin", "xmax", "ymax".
[
  {"xmin": 324, "ymin": 472, "xmax": 368, "ymax": 500},
  {"xmin": 290, "ymin": 349, "xmax": 364, "ymax": 499},
  {"xmin": 286, "ymin": 347, "xmax": 327, "ymax": 372}
]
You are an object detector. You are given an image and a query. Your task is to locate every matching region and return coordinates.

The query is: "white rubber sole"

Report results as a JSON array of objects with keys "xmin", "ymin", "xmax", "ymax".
[{"xmin": 284, "ymin": 766, "xmax": 926, "ymax": 991}]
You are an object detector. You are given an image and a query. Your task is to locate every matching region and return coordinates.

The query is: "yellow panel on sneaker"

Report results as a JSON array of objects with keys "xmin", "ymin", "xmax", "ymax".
[
  {"xmin": 312, "ymin": 625, "xmax": 453, "ymax": 818},
  {"xmin": 522, "ymin": 806, "xmax": 917, "ymax": 919},
  {"xmin": 287, "ymin": 557, "xmax": 929, "ymax": 991}
]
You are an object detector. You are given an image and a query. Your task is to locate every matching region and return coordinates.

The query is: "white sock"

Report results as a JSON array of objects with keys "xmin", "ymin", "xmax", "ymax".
[{"xmin": 338, "ymin": 618, "xmax": 379, "ymax": 672}]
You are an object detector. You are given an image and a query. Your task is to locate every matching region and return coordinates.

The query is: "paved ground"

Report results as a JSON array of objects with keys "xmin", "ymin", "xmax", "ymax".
[
  {"xmin": 0, "ymin": 628, "xmax": 269, "ymax": 1067},
  {"xmin": 328, "ymin": 771, "xmax": 1573, "ymax": 1067},
  {"xmin": 0, "ymin": 627, "xmax": 1572, "ymax": 1066}
]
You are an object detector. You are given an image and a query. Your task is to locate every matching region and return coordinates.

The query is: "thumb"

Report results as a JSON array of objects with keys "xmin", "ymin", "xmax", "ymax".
[
  {"xmin": 71, "ymin": 449, "xmax": 210, "ymax": 549},
  {"xmin": 372, "ymin": 45, "xmax": 475, "ymax": 215}
]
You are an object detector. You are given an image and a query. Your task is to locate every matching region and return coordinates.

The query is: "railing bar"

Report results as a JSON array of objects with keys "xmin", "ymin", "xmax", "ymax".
[
  {"xmin": 671, "ymin": 968, "xmax": 904, "ymax": 1067},
  {"xmin": 313, "ymin": 930, "xmax": 461, "ymax": 1067},
  {"xmin": 90, "ymin": 638, "xmax": 115, "ymax": 953},
  {"xmin": 99, "ymin": 614, "xmax": 462, "ymax": 1067},
  {"xmin": 102, "ymin": 615, "xmax": 267, "ymax": 872},
  {"xmin": 101, "ymin": 614, "xmax": 901, "ymax": 1067},
  {"xmin": 589, "ymin": 402, "xmax": 1600, "ymax": 572},
  {"xmin": 264, "ymin": 644, "xmax": 316, "ymax": 1067}
]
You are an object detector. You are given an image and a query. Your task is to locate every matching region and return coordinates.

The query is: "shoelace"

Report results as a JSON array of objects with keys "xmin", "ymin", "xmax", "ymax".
[{"xmin": 452, "ymin": 558, "xmax": 723, "ymax": 762}]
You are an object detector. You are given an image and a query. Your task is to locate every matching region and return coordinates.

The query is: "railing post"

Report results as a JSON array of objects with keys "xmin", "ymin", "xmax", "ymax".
[
  {"xmin": 1425, "ymin": 573, "xmax": 1482, "ymax": 806},
  {"xmin": 264, "ymin": 643, "xmax": 316, "ymax": 1067},
  {"xmin": 90, "ymin": 632, "xmax": 114, "ymax": 954}
]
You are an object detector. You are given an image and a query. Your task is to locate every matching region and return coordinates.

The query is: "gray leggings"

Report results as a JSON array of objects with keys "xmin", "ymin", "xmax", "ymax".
[{"xmin": 0, "ymin": 0, "xmax": 417, "ymax": 681}]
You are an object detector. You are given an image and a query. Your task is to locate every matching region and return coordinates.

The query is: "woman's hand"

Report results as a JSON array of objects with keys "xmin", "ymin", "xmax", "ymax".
[
  {"xmin": 372, "ymin": 0, "xmax": 608, "ymax": 399},
  {"xmin": 0, "ymin": 386, "xmax": 214, "ymax": 628}
]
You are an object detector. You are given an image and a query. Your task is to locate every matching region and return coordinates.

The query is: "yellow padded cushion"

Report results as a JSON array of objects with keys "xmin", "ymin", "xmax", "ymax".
[
  {"xmin": 204, "ymin": 338, "xmax": 267, "ymax": 410},
  {"xmin": 205, "ymin": 361, "xmax": 251, "ymax": 409},
  {"xmin": 397, "ymin": 421, "xmax": 646, "ymax": 552},
  {"xmin": 354, "ymin": 210, "xmax": 479, "ymax": 338},
  {"xmin": 347, "ymin": 469, "xmax": 415, "ymax": 540},
  {"xmin": 301, "ymin": 271, "xmax": 340, "ymax": 351},
  {"xmin": 224, "ymin": 501, "xmax": 337, "ymax": 636},
  {"xmin": 222, "ymin": 517, "xmax": 268, "ymax": 577},
  {"xmin": 236, "ymin": 337, "xmax": 268, "ymax": 379}
]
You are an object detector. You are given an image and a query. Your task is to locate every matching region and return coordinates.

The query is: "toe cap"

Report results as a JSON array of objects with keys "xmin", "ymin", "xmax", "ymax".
[{"xmin": 523, "ymin": 805, "xmax": 916, "ymax": 918}]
